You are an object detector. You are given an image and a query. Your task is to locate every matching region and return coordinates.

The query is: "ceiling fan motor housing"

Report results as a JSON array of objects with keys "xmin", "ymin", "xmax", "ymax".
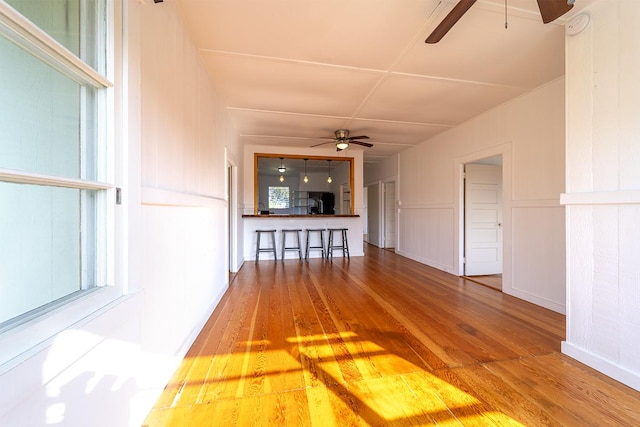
[{"xmin": 335, "ymin": 129, "xmax": 349, "ymax": 139}]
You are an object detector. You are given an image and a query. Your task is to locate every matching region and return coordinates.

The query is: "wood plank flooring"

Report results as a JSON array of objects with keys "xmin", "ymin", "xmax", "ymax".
[
  {"xmin": 144, "ymin": 244, "xmax": 640, "ymax": 426},
  {"xmin": 464, "ymin": 274, "xmax": 502, "ymax": 290}
]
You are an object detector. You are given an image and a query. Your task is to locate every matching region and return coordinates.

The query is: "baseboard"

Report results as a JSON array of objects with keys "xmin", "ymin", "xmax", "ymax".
[
  {"xmin": 177, "ymin": 285, "xmax": 227, "ymax": 357},
  {"xmin": 394, "ymin": 249, "xmax": 456, "ymax": 275},
  {"xmin": 562, "ymin": 341, "xmax": 640, "ymax": 392},
  {"xmin": 505, "ymin": 288, "xmax": 565, "ymax": 314}
]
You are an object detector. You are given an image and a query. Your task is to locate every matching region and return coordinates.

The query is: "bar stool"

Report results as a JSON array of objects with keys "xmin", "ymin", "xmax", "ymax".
[
  {"xmin": 281, "ymin": 229, "xmax": 303, "ymax": 261},
  {"xmin": 327, "ymin": 228, "xmax": 350, "ymax": 261},
  {"xmin": 305, "ymin": 229, "xmax": 326, "ymax": 260},
  {"xmin": 255, "ymin": 229, "xmax": 277, "ymax": 263}
]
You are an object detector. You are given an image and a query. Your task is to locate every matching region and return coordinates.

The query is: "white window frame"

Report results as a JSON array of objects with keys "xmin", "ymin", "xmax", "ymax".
[
  {"xmin": 268, "ymin": 185, "xmax": 291, "ymax": 210},
  {"xmin": 0, "ymin": 1, "xmax": 120, "ymax": 370}
]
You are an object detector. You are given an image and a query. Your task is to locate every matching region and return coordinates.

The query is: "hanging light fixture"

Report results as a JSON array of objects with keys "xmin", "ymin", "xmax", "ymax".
[
  {"xmin": 336, "ymin": 139, "xmax": 349, "ymax": 150},
  {"xmin": 303, "ymin": 158, "xmax": 309, "ymax": 183},
  {"xmin": 327, "ymin": 160, "xmax": 332, "ymax": 183},
  {"xmin": 277, "ymin": 157, "xmax": 286, "ymax": 182}
]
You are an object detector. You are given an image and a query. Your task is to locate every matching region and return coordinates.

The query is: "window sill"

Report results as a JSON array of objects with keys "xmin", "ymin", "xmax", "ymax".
[{"xmin": 0, "ymin": 286, "xmax": 129, "ymax": 373}]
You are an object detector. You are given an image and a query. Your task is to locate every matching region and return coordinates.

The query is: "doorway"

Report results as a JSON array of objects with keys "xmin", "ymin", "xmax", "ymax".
[
  {"xmin": 383, "ymin": 181, "xmax": 396, "ymax": 249},
  {"xmin": 463, "ymin": 157, "xmax": 503, "ymax": 290},
  {"xmin": 367, "ymin": 183, "xmax": 381, "ymax": 247},
  {"xmin": 227, "ymin": 162, "xmax": 238, "ymax": 279}
]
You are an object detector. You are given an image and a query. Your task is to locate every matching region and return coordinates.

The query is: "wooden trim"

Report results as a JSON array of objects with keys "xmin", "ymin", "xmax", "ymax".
[
  {"xmin": 242, "ymin": 214, "xmax": 359, "ymax": 218},
  {"xmin": 0, "ymin": 169, "xmax": 112, "ymax": 190},
  {"xmin": 142, "ymin": 187, "xmax": 225, "ymax": 208},
  {"xmin": 253, "ymin": 153, "xmax": 355, "ymax": 215},
  {"xmin": 561, "ymin": 190, "xmax": 640, "ymax": 205}
]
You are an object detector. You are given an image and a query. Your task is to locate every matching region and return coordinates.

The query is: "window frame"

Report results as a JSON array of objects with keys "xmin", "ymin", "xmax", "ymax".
[
  {"xmin": 0, "ymin": 0, "xmax": 119, "ymax": 369},
  {"xmin": 268, "ymin": 185, "xmax": 291, "ymax": 210}
]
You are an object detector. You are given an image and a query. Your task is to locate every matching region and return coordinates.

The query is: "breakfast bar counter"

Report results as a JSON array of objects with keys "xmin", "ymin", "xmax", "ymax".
[{"xmin": 242, "ymin": 214, "xmax": 363, "ymax": 260}]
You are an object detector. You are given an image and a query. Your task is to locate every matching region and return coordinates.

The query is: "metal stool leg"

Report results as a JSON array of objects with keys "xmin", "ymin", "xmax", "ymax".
[
  {"xmin": 305, "ymin": 229, "xmax": 326, "ymax": 260},
  {"xmin": 342, "ymin": 228, "xmax": 350, "ymax": 260},
  {"xmin": 328, "ymin": 229, "xmax": 334, "ymax": 260},
  {"xmin": 270, "ymin": 230, "xmax": 277, "ymax": 261},
  {"xmin": 281, "ymin": 229, "xmax": 303, "ymax": 261},
  {"xmin": 327, "ymin": 228, "xmax": 349, "ymax": 261},
  {"xmin": 256, "ymin": 230, "xmax": 277, "ymax": 263},
  {"xmin": 255, "ymin": 231, "xmax": 261, "ymax": 264}
]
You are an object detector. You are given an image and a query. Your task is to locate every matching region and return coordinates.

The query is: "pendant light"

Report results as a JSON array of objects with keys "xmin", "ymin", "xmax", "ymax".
[
  {"xmin": 327, "ymin": 160, "xmax": 332, "ymax": 183},
  {"xmin": 303, "ymin": 158, "xmax": 309, "ymax": 183},
  {"xmin": 278, "ymin": 157, "xmax": 285, "ymax": 182}
]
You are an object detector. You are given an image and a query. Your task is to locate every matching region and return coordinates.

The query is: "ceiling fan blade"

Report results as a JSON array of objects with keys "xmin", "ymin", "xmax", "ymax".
[
  {"xmin": 350, "ymin": 140, "xmax": 374, "ymax": 148},
  {"xmin": 537, "ymin": 0, "xmax": 574, "ymax": 24},
  {"xmin": 346, "ymin": 135, "xmax": 369, "ymax": 140},
  {"xmin": 425, "ymin": 0, "xmax": 477, "ymax": 44},
  {"xmin": 310, "ymin": 141, "xmax": 334, "ymax": 148}
]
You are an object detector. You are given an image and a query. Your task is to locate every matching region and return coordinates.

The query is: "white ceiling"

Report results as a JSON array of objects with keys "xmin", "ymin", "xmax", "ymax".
[{"xmin": 173, "ymin": 0, "xmax": 594, "ymax": 163}]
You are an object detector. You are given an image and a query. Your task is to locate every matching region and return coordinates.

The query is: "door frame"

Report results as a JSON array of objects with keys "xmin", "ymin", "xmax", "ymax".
[
  {"xmin": 464, "ymin": 162, "xmax": 503, "ymax": 276},
  {"xmin": 382, "ymin": 179, "xmax": 397, "ymax": 249},
  {"xmin": 366, "ymin": 181, "xmax": 383, "ymax": 248},
  {"xmin": 226, "ymin": 148, "xmax": 239, "ymax": 274},
  {"xmin": 454, "ymin": 144, "xmax": 512, "ymax": 287}
]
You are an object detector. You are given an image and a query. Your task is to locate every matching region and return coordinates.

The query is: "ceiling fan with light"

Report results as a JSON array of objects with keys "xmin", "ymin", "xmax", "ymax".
[
  {"xmin": 311, "ymin": 129, "xmax": 373, "ymax": 151},
  {"xmin": 425, "ymin": 0, "xmax": 575, "ymax": 44}
]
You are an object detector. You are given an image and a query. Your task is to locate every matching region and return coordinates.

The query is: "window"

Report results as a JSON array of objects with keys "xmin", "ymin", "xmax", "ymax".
[
  {"xmin": 268, "ymin": 186, "xmax": 290, "ymax": 209},
  {"xmin": 0, "ymin": 1, "xmax": 111, "ymax": 328}
]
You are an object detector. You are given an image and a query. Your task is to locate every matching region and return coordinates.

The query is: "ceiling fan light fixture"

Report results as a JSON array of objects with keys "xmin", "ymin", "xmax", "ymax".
[{"xmin": 336, "ymin": 140, "xmax": 349, "ymax": 150}]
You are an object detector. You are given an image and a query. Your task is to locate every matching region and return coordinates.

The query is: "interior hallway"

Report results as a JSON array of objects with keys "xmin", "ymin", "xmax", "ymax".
[{"xmin": 144, "ymin": 245, "xmax": 640, "ymax": 426}]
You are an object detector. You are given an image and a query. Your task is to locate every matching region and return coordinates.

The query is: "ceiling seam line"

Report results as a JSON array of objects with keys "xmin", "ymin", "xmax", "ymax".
[{"xmin": 198, "ymin": 48, "xmax": 385, "ymax": 75}]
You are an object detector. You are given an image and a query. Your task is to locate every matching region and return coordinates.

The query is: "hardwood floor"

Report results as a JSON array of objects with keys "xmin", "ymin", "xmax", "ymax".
[
  {"xmin": 144, "ymin": 245, "xmax": 640, "ymax": 426},
  {"xmin": 464, "ymin": 274, "xmax": 502, "ymax": 290}
]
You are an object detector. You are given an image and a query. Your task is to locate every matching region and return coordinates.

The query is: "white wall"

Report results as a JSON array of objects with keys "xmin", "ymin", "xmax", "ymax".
[
  {"xmin": 562, "ymin": 0, "xmax": 640, "ymax": 391},
  {"xmin": 0, "ymin": 2, "xmax": 241, "ymax": 425},
  {"xmin": 385, "ymin": 78, "xmax": 566, "ymax": 312},
  {"xmin": 365, "ymin": 154, "xmax": 398, "ymax": 184}
]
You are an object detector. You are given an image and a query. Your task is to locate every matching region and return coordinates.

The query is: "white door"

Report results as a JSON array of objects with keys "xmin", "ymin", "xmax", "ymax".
[
  {"xmin": 367, "ymin": 184, "xmax": 381, "ymax": 247},
  {"xmin": 363, "ymin": 188, "xmax": 368, "ymax": 242},
  {"xmin": 384, "ymin": 181, "xmax": 396, "ymax": 249},
  {"xmin": 464, "ymin": 164, "xmax": 502, "ymax": 275}
]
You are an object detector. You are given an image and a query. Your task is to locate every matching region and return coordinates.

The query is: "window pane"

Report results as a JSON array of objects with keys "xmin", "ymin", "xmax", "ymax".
[
  {"xmin": 0, "ymin": 36, "xmax": 97, "ymax": 180},
  {"xmin": 0, "ymin": 182, "xmax": 96, "ymax": 325},
  {"xmin": 4, "ymin": 0, "xmax": 104, "ymax": 72},
  {"xmin": 268, "ymin": 186, "xmax": 290, "ymax": 209}
]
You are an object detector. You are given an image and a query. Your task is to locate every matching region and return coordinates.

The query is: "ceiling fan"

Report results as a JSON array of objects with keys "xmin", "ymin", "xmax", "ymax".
[
  {"xmin": 425, "ymin": 0, "xmax": 575, "ymax": 44},
  {"xmin": 311, "ymin": 129, "xmax": 374, "ymax": 151}
]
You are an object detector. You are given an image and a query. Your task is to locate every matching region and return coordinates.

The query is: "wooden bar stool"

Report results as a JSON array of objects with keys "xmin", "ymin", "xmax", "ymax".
[
  {"xmin": 305, "ymin": 229, "xmax": 326, "ymax": 260},
  {"xmin": 255, "ymin": 229, "xmax": 277, "ymax": 263},
  {"xmin": 281, "ymin": 229, "xmax": 303, "ymax": 261},
  {"xmin": 327, "ymin": 228, "xmax": 350, "ymax": 261}
]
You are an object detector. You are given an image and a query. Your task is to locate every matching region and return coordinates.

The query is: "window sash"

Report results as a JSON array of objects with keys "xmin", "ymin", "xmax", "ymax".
[
  {"xmin": 0, "ymin": 1, "xmax": 111, "ymax": 88},
  {"xmin": 0, "ymin": 0, "xmax": 114, "ymax": 333}
]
